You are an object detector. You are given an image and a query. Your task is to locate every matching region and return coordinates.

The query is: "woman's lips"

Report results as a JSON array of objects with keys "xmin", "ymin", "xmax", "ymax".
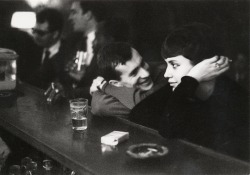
[{"xmin": 169, "ymin": 82, "xmax": 177, "ymax": 86}]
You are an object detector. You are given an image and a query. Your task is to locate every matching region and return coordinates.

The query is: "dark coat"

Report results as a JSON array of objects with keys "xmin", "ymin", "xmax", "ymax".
[
  {"xmin": 61, "ymin": 34, "xmax": 98, "ymax": 103},
  {"xmin": 130, "ymin": 76, "xmax": 249, "ymax": 161},
  {"xmin": 27, "ymin": 40, "xmax": 71, "ymax": 90}
]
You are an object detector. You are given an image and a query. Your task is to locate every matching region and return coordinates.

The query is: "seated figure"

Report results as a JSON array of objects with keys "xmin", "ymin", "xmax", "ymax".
[
  {"xmin": 90, "ymin": 41, "xmax": 227, "ymax": 123},
  {"xmin": 132, "ymin": 23, "xmax": 248, "ymax": 161},
  {"xmin": 90, "ymin": 42, "xmax": 166, "ymax": 118},
  {"xmin": 28, "ymin": 7, "xmax": 69, "ymax": 90},
  {"xmin": 48, "ymin": 17, "xmax": 131, "ymax": 104}
]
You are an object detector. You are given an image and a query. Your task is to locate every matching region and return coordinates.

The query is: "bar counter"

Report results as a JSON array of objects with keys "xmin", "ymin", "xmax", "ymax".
[{"xmin": 0, "ymin": 82, "xmax": 249, "ymax": 174}]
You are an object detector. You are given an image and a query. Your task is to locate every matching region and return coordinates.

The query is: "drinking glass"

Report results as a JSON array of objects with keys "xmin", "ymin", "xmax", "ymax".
[{"xmin": 69, "ymin": 98, "xmax": 88, "ymax": 132}]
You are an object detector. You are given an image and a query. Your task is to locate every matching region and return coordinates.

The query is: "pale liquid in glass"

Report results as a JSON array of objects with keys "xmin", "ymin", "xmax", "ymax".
[{"xmin": 70, "ymin": 105, "xmax": 88, "ymax": 131}]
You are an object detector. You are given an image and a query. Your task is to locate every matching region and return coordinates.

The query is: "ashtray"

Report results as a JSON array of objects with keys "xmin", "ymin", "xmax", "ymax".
[{"xmin": 126, "ymin": 143, "xmax": 168, "ymax": 159}]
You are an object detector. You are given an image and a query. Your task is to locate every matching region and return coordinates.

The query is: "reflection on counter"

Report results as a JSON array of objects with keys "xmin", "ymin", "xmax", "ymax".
[{"xmin": 101, "ymin": 144, "xmax": 118, "ymax": 154}]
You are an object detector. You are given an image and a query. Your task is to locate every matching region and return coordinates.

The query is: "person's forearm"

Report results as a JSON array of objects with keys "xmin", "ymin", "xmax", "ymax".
[
  {"xmin": 102, "ymin": 83, "xmax": 148, "ymax": 109},
  {"xmin": 172, "ymin": 76, "xmax": 199, "ymax": 101},
  {"xmin": 159, "ymin": 76, "xmax": 199, "ymax": 138},
  {"xmin": 91, "ymin": 91, "xmax": 130, "ymax": 118}
]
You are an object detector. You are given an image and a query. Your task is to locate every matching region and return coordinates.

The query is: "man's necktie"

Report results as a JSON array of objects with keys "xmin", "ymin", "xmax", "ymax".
[{"xmin": 43, "ymin": 50, "xmax": 50, "ymax": 67}]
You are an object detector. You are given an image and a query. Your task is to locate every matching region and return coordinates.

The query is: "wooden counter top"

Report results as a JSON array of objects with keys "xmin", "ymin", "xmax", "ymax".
[{"xmin": 0, "ymin": 82, "xmax": 249, "ymax": 174}]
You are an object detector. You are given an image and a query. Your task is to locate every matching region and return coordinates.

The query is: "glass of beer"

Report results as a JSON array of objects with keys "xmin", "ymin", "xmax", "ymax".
[{"xmin": 69, "ymin": 98, "xmax": 88, "ymax": 132}]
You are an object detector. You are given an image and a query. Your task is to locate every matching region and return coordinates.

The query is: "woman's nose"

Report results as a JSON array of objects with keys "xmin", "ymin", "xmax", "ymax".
[{"xmin": 164, "ymin": 68, "xmax": 172, "ymax": 78}]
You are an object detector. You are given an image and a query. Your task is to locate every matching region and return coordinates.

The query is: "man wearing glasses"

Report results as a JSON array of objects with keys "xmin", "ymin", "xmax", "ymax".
[
  {"xmin": 40, "ymin": 2, "xmax": 107, "ymax": 104},
  {"xmin": 28, "ymin": 7, "xmax": 69, "ymax": 90}
]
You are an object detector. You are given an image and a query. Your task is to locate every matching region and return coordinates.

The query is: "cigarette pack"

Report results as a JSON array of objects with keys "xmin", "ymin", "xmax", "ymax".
[{"xmin": 101, "ymin": 131, "xmax": 129, "ymax": 146}]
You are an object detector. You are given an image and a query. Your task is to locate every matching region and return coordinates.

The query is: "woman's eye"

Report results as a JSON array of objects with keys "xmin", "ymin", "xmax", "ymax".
[{"xmin": 172, "ymin": 64, "xmax": 179, "ymax": 68}]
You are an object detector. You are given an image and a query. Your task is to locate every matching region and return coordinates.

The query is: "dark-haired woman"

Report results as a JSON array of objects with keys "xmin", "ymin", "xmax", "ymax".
[{"xmin": 159, "ymin": 23, "xmax": 249, "ymax": 161}]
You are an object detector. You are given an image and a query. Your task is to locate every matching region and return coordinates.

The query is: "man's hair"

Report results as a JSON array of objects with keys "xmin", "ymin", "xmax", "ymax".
[
  {"xmin": 36, "ymin": 8, "xmax": 64, "ymax": 34},
  {"xmin": 97, "ymin": 42, "xmax": 132, "ymax": 81},
  {"xmin": 161, "ymin": 23, "xmax": 223, "ymax": 65},
  {"xmin": 98, "ymin": 18, "xmax": 130, "ymax": 42},
  {"xmin": 78, "ymin": 0, "xmax": 106, "ymax": 22}
]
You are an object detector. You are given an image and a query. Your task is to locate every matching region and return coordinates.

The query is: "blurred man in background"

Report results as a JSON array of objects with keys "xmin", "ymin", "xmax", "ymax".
[
  {"xmin": 28, "ymin": 7, "xmax": 68, "ymax": 90},
  {"xmin": 62, "ymin": 0, "xmax": 107, "ymax": 101}
]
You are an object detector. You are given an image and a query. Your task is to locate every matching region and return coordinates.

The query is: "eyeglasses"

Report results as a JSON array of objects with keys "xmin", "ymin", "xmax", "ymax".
[{"xmin": 32, "ymin": 28, "xmax": 51, "ymax": 36}]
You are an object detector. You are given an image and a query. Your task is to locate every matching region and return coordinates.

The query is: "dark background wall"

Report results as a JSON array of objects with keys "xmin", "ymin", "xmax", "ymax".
[{"xmin": 0, "ymin": 0, "xmax": 249, "ymax": 62}]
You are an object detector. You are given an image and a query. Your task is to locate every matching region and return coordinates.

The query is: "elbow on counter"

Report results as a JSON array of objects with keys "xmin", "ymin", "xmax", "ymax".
[
  {"xmin": 91, "ymin": 95, "xmax": 104, "ymax": 117},
  {"xmin": 91, "ymin": 91, "xmax": 130, "ymax": 119}
]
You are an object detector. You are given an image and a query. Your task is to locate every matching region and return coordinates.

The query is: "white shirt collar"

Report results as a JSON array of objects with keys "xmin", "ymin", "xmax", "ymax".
[
  {"xmin": 45, "ymin": 40, "xmax": 61, "ymax": 59},
  {"xmin": 84, "ymin": 31, "xmax": 95, "ymax": 65},
  {"xmin": 87, "ymin": 31, "xmax": 95, "ymax": 41}
]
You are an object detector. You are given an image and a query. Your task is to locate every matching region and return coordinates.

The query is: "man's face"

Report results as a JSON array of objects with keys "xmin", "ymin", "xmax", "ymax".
[
  {"xmin": 115, "ymin": 48, "xmax": 153, "ymax": 91},
  {"xmin": 69, "ymin": 2, "xmax": 88, "ymax": 32},
  {"xmin": 32, "ymin": 21, "xmax": 56, "ymax": 48},
  {"xmin": 164, "ymin": 55, "xmax": 193, "ymax": 90}
]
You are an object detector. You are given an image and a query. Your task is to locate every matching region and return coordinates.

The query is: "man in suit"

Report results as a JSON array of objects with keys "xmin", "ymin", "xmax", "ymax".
[
  {"xmin": 61, "ymin": 0, "xmax": 107, "ymax": 101},
  {"xmin": 28, "ymin": 7, "xmax": 68, "ymax": 90}
]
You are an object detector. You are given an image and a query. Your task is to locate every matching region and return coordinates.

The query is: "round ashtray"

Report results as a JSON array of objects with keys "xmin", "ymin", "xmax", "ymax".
[{"xmin": 126, "ymin": 143, "xmax": 168, "ymax": 159}]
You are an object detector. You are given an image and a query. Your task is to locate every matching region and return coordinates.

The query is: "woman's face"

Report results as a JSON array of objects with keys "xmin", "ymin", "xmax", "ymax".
[{"xmin": 164, "ymin": 55, "xmax": 194, "ymax": 90}]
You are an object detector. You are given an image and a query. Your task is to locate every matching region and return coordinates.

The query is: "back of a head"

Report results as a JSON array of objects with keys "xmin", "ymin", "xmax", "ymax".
[
  {"xmin": 161, "ymin": 23, "xmax": 222, "ymax": 65},
  {"xmin": 97, "ymin": 42, "xmax": 132, "ymax": 81},
  {"xmin": 78, "ymin": 0, "xmax": 106, "ymax": 22},
  {"xmin": 36, "ymin": 7, "xmax": 64, "ymax": 33}
]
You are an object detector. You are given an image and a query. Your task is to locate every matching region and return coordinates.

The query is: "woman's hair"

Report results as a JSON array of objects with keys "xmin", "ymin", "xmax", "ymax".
[{"xmin": 161, "ymin": 23, "xmax": 223, "ymax": 65}]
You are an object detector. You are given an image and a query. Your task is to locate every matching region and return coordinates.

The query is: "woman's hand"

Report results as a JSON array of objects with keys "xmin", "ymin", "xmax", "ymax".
[{"xmin": 187, "ymin": 55, "xmax": 230, "ymax": 82}]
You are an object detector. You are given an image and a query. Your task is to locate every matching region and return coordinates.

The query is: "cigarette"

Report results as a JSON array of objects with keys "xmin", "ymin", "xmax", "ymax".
[
  {"xmin": 51, "ymin": 82, "xmax": 55, "ymax": 89},
  {"xmin": 47, "ymin": 89, "xmax": 56, "ymax": 103},
  {"xmin": 44, "ymin": 86, "xmax": 52, "ymax": 96}
]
